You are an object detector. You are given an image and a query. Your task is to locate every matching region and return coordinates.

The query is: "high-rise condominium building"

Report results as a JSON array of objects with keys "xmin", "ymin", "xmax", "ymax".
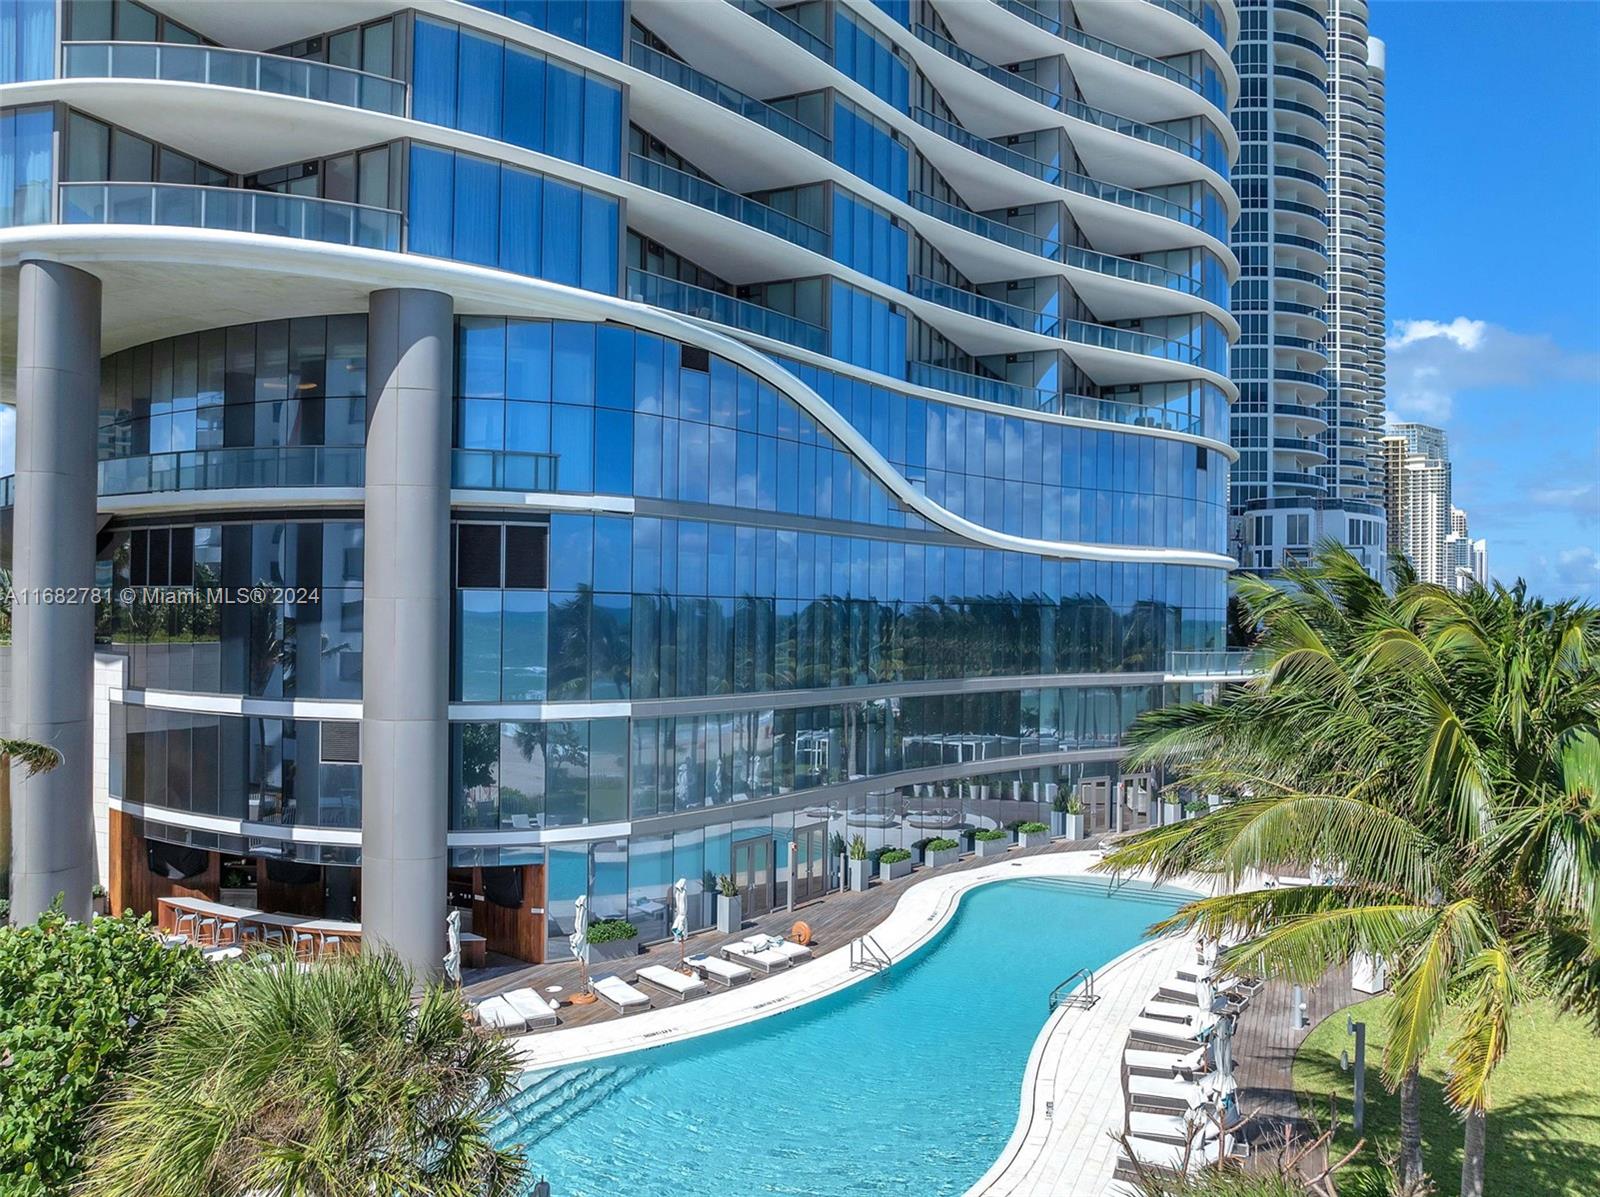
[
  {"xmin": 1227, "ymin": 0, "xmax": 1385, "ymax": 576},
  {"xmin": 1382, "ymin": 422, "xmax": 1478, "ymax": 587},
  {"xmin": 1, "ymin": 0, "xmax": 1240, "ymax": 974}
]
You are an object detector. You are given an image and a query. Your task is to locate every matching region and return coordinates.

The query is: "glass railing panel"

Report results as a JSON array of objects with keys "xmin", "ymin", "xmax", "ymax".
[
  {"xmin": 60, "ymin": 182, "xmax": 402, "ymax": 251},
  {"xmin": 626, "ymin": 269, "xmax": 828, "ymax": 353},
  {"xmin": 451, "ymin": 450, "xmax": 559, "ymax": 491},
  {"xmin": 629, "ymin": 155, "xmax": 828, "ymax": 254},
  {"xmin": 990, "ymin": 0, "xmax": 1209, "ymax": 97},
  {"xmin": 627, "ymin": 41, "xmax": 830, "ymax": 158},
  {"xmin": 61, "ymin": 41, "xmax": 406, "ymax": 115},
  {"xmin": 97, "ymin": 447, "xmax": 366, "ymax": 496},
  {"xmin": 910, "ymin": 191, "xmax": 1060, "ymax": 260},
  {"xmin": 0, "ymin": 475, "xmax": 12, "ymax": 509},
  {"xmin": 911, "ymin": 276, "xmax": 1061, "ymax": 337},
  {"xmin": 1166, "ymin": 650, "xmax": 1262, "ymax": 677},
  {"xmin": 906, "ymin": 364, "xmax": 1207, "ymax": 434},
  {"xmin": 725, "ymin": 0, "xmax": 834, "ymax": 62}
]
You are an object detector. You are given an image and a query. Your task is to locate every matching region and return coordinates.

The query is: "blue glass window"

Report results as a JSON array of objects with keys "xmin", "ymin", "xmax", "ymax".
[{"xmin": 0, "ymin": 105, "xmax": 54, "ymax": 227}]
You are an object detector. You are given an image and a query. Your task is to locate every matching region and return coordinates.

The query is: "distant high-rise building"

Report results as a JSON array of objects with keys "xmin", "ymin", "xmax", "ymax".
[
  {"xmin": 1382, "ymin": 423, "xmax": 1483, "ymax": 587},
  {"xmin": 1228, "ymin": 0, "xmax": 1387, "ymax": 578}
]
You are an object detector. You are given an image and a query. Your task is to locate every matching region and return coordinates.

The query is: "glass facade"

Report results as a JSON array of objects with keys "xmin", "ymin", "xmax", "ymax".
[{"xmin": 22, "ymin": 0, "xmax": 1242, "ymax": 959}]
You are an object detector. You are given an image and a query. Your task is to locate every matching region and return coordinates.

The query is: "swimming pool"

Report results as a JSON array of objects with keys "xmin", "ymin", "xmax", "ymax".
[{"xmin": 497, "ymin": 877, "xmax": 1183, "ymax": 1197}]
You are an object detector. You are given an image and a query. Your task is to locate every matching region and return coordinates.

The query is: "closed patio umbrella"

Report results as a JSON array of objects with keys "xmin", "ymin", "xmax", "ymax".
[
  {"xmin": 569, "ymin": 895, "xmax": 591, "ymax": 993},
  {"xmin": 444, "ymin": 908, "xmax": 463, "ymax": 989},
  {"xmin": 671, "ymin": 877, "xmax": 689, "ymax": 971}
]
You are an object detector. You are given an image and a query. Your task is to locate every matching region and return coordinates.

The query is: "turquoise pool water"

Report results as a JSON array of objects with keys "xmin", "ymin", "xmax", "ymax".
[{"xmin": 498, "ymin": 877, "xmax": 1182, "ymax": 1197}]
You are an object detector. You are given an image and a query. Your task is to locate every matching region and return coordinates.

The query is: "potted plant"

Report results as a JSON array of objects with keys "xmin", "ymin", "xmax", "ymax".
[
  {"xmin": 847, "ymin": 834, "xmax": 873, "ymax": 892},
  {"xmin": 585, "ymin": 918, "xmax": 639, "ymax": 963},
  {"xmin": 91, "ymin": 883, "xmax": 109, "ymax": 917},
  {"xmin": 1052, "ymin": 793, "xmax": 1085, "ymax": 840},
  {"xmin": 1004, "ymin": 818, "xmax": 1031, "ymax": 843},
  {"xmin": 909, "ymin": 836, "xmax": 936, "ymax": 865},
  {"xmin": 1016, "ymin": 821, "xmax": 1051, "ymax": 849},
  {"xmin": 878, "ymin": 847, "xmax": 913, "ymax": 882},
  {"xmin": 830, "ymin": 831, "xmax": 847, "ymax": 890},
  {"xmin": 922, "ymin": 837, "xmax": 960, "ymax": 868},
  {"xmin": 1183, "ymin": 797, "xmax": 1210, "ymax": 821},
  {"xmin": 715, "ymin": 873, "xmax": 743, "ymax": 934},
  {"xmin": 1161, "ymin": 794, "xmax": 1185, "ymax": 825},
  {"xmin": 974, "ymin": 828, "xmax": 1009, "ymax": 858}
]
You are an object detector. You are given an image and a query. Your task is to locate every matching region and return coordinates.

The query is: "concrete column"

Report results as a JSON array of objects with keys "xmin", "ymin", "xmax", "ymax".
[
  {"xmin": 360, "ymin": 289, "xmax": 452, "ymax": 981},
  {"xmin": 9, "ymin": 261, "xmax": 101, "ymax": 923}
]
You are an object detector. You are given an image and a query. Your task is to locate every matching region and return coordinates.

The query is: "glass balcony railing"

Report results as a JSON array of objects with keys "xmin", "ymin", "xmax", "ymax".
[
  {"xmin": 60, "ymin": 182, "xmax": 402, "ymax": 251},
  {"xmin": 626, "ymin": 269, "xmax": 828, "ymax": 353},
  {"xmin": 906, "ymin": 363, "xmax": 1207, "ymax": 436},
  {"xmin": 451, "ymin": 450, "xmax": 559, "ymax": 491},
  {"xmin": 725, "ymin": 0, "xmax": 834, "ymax": 62},
  {"xmin": 1166, "ymin": 650, "xmax": 1263, "ymax": 678},
  {"xmin": 914, "ymin": 24, "xmax": 1203, "ymax": 161},
  {"xmin": 97, "ymin": 447, "xmax": 365, "ymax": 496},
  {"xmin": 990, "ymin": 0, "xmax": 1217, "ymax": 103},
  {"xmin": 910, "ymin": 191, "xmax": 1059, "ymax": 259},
  {"xmin": 911, "ymin": 276, "xmax": 1061, "ymax": 337},
  {"xmin": 0, "ymin": 474, "xmax": 12, "ymax": 509},
  {"xmin": 627, "ymin": 40, "xmax": 830, "ymax": 159},
  {"xmin": 912, "ymin": 108, "xmax": 1205, "ymax": 232},
  {"xmin": 61, "ymin": 41, "xmax": 406, "ymax": 116},
  {"xmin": 629, "ymin": 155, "xmax": 829, "ymax": 254}
]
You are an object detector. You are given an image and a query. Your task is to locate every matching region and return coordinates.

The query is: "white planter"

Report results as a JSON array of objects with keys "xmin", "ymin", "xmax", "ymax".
[
  {"xmin": 848, "ymin": 859, "xmax": 873, "ymax": 892},
  {"xmin": 1018, "ymin": 829, "xmax": 1050, "ymax": 849},
  {"xmin": 878, "ymin": 855, "xmax": 913, "ymax": 882},
  {"xmin": 974, "ymin": 836, "xmax": 1009, "ymax": 858},
  {"xmin": 924, "ymin": 845, "xmax": 960, "ymax": 869},
  {"xmin": 716, "ymin": 894, "xmax": 743, "ymax": 934},
  {"xmin": 588, "ymin": 936, "xmax": 638, "ymax": 964},
  {"xmin": 1162, "ymin": 802, "xmax": 1184, "ymax": 825},
  {"xmin": 1351, "ymin": 952, "xmax": 1389, "ymax": 994}
]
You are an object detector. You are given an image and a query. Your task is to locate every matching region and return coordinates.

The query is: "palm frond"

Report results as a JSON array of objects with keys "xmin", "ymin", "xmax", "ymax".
[{"xmin": 0, "ymin": 736, "xmax": 62, "ymax": 777}]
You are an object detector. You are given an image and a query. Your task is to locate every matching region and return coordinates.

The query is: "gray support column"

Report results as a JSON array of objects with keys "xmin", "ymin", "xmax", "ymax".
[
  {"xmin": 360, "ymin": 289, "xmax": 453, "ymax": 980},
  {"xmin": 8, "ymin": 261, "xmax": 101, "ymax": 923}
]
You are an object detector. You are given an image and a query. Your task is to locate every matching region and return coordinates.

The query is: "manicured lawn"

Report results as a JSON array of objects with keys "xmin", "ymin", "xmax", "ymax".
[{"xmin": 1293, "ymin": 997, "xmax": 1600, "ymax": 1196}]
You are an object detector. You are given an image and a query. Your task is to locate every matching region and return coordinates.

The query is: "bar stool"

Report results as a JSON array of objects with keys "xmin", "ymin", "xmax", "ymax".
[
  {"xmin": 292, "ymin": 929, "xmax": 319, "ymax": 961},
  {"xmin": 172, "ymin": 911, "xmax": 199, "ymax": 941},
  {"xmin": 196, "ymin": 915, "xmax": 220, "ymax": 946},
  {"xmin": 258, "ymin": 926, "xmax": 287, "ymax": 948}
]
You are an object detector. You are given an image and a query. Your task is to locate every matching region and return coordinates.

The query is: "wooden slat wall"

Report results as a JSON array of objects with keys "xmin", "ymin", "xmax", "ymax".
[
  {"xmin": 471, "ymin": 865, "xmax": 545, "ymax": 963},
  {"xmin": 255, "ymin": 860, "xmax": 326, "ymax": 917},
  {"xmin": 108, "ymin": 808, "xmax": 219, "ymax": 919}
]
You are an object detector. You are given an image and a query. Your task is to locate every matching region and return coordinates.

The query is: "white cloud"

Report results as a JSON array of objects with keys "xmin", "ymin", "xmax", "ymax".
[
  {"xmin": 1549, "ymin": 546, "xmax": 1600, "ymax": 589},
  {"xmin": 1385, "ymin": 317, "xmax": 1600, "ymax": 423},
  {"xmin": 0, "ymin": 405, "xmax": 13, "ymax": 477}
]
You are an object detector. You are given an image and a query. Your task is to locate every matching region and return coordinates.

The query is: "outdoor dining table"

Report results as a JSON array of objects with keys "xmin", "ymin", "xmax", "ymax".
[{"xmin": 157, "ymin": 896, "xmax": 261, "ymax": 944}]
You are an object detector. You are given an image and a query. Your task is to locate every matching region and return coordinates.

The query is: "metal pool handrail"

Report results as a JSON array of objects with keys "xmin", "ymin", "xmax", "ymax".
[{"xmin": 1048, "ymin": 967, "xmax": 1098, "ymax": 1011}]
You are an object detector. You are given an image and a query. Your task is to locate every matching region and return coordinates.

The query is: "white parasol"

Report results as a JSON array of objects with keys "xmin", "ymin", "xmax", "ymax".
[
  {"xmin": 671, "ymin": 877, "xmax": 689, "ymax": 969},
  {"xmin": 444, "ymin": 908, "xmax": 463, "ymax": 988},
  {"xmin": 569, "ymin": 894, "xmax": 590, "ymax": 990}
]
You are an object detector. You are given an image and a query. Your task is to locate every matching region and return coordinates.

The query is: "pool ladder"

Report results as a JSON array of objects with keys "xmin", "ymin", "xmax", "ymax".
[
  {"xmin": 849, "ymin": 934, "xmax": 892, "ymax": 973},
  {"xmin": 1047, "ymin": 968, "xmax": 1098, "ymax": 1012}
]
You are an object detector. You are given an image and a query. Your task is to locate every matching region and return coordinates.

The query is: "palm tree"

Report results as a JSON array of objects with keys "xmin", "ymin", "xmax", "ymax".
[
  {"xmin": 1096, "ymin": 547, "xmax": 1600, "ymax": 1196},
  {"xmin": 1, "ymin": 736, "xmax": 62, "ymax": 777},
  {"xmin": 80, "ymin": 951, "xmax": 526, "ymax": 1197}
]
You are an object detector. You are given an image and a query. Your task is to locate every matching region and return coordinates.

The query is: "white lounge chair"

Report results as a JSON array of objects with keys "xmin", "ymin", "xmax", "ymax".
[
  {"xmin": 1124, "ymin": 1045, "xmax": 1212, "ymax": 1077},
  {"xmin": 1128, "ymin": 1070, "xmax": 1234, "ymax": 1108},
  {"xmin": 1128, "ymin": 1108, "xmax": 1229, "ymax": 1145},
  {"xmin": 636, "ymin": 964, "xmax": 708, "ymax": 1003},
  {"xmin": 1121, "ymin": 1133, "xmax": 1237, "ymax": 1175},
  {"xmin": 722, "ymin": 940, "xmax": 791, "ymax": 973},
  {"xmin": 1128, "ymin": 1015, "xmax": 1215, "ymax": 1047},
  {"xmin": 741, "ymin": 934, "xmax": 813, "ymax": 964},
  {"xmin": 501, "ymin": 987, "xmax": 559, "ymax": 1029},
  {"xmin": 201, "ymin": 945, "xmax": 245, "ymax": 963},
  {"xmin": 474, "ymin": 995, "xmax": 526, "ymax": 1032},
  {"xmin": 688, "ymin": 954, "xmax": 752, "ymax": 987},
  {"xmin": 592, "ymin": 974, "xmax": 651, "ymax": 1014},
  {"xmin": 1144, "ymin": 998, "xmax": 1210, "ymax": 1022}
]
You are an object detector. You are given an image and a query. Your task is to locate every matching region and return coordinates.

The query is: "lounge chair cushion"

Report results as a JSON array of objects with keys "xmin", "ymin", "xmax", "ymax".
[
  {"xmin": 637, "ymin": 965, "xmax": 707, "ymax": 997},
  {"xmin": 692, "ymin": 955, "xmax": 752, "ymax": 984},
  {"xmin": 502, "ymin": 987, "xmax": 559, "ymax": 1027},
  {"xmin": 475, "ymin": 995, "xmax": 526, "ymax": 1032},
  {"xmin": 592, "ymin": 974, "xmax": 650, "ymax": 1010}
]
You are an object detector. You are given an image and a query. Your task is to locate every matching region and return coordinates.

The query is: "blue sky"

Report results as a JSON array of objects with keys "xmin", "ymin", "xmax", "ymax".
[{"xmin": 1374, "ymin": 0, "xmax": 1600, "ymax": 599}]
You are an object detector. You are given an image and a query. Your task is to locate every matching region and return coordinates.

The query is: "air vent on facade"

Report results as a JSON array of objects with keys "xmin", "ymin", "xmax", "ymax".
[
  {"xmin": 681, "ymin": 345, "xmax": 711, "ymax": 372},
  {"xmin": 321, "ymin": 720, "xmax": 361, "ymax": 764}
]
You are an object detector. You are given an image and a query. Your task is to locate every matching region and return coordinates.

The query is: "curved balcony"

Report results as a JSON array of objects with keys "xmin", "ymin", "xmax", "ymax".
[
  {"xmin": 724, "ymin": 0, "xmax": 834, "ymax": 63},
  {"xmin": 990, "ymin": 0, "xmax": 1221, "ymax": 104},
  {"xmin": 912, "ymin": 24, "xmax": 1209, "ymax": 164},
  {"xmin": 908, "ymin": 192, "xmax": 1210, "ymax": 300},
  {"xmin": 905, "ymin": 363, "xmax": 1212, "ymax": 437},
  {"xmin": 1273, "ymin": 436, "xmax": 1328, "ymax": 459},
  {"xmin": 1142, "ymin": 0, "xmax": 1228, "ymax": 49},
  {"xmin": 909, "ymin": 276, "xmax": 1207, "ymax": 366},
  {"xmin": 627, "ymin": 40, "xmax": 830, "ymax": 158},
  {"xmin": 61, "ymin": 40, "xmax": 405, "ymax": 116},
  {"xmin": 911, "ymin": 108, "xmax": 1216, "ymax": 237},
  {"xmin": 628, "ymin": 155, "xmax": 828, "ymax": 254},
  {"xmin": 1274, "ymin": 368, "xmax": 1330, "ymax": 390},
  {"xmin": 98, "ymin": 447, "xmax": 365, "ymax": 498},
  {"xmin": 1273, "ymin": 470, "xmax": 1327, "ymax": 492},
  {"xmin": 60, "ymin": 182, "xmax": 402, "ymax": 251},
  {"xmin": 625, "ymin": 269, "xmax": 827, "ymax": 354}
]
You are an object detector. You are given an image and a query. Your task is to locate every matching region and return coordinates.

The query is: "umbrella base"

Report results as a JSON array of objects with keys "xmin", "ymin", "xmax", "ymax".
[{"xmin": 568, "ymin": 992, "xmax": 599, "ymax": 1006}]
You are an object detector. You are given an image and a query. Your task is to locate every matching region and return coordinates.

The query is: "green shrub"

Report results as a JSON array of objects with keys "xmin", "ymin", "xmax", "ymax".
[
  {"xmin": 924, "ymin": 837, "xmax": 960, "ymax": 852},
  {"xmin": 911, "ymin": 837, "xmax": 938, "ymax": 851},
  {"xmin": 1004, "ymin": 819, "xmax": 1028, "ymax": 832},
  {"xmin": 1018, "ymin": 821, "xmax": 1049, "ymax": 834},
  {"xmin": 1051, "ymin": 791, "xmax": 1072, "ymax": 813},
  {"xmin": 974, "ymin": 829, "xmax": 1007, "ymax": 842},
  {"xmin": 0, "ymin": 903, "xmax": 205, "ymax": 1196},
  {"xmin": 848, "ymin": 834, "xmax": 868, "ymax": 861},
  {"xmin": 585, "ymin": 919, "xmax": 639, "ymax": 944},
  {"xmin": 878, "ymin": 849, "xmax": 912, "ymax": 865}
]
